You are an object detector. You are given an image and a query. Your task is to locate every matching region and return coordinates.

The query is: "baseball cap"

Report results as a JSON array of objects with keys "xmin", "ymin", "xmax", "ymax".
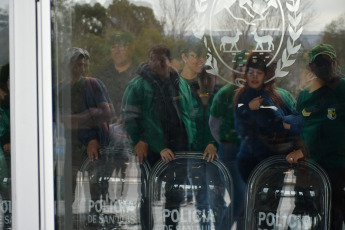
[
  {"xmin": 246, "ymin": 54, "xmax": 267, "ymax": 73},
  {"xmin": 309, "ymin": 44, "xmax": 336, "ymax": 63},
  {"xmin": 62, "ymin": 47, "xmax": 90, "ymax": 67},
  {"xmin": 232, "ymin": 49, "xmax": 248, "ymax": 69},
  {"xmin": 109, "ymin": 30, "xmax": 134, "ymax": 45}
]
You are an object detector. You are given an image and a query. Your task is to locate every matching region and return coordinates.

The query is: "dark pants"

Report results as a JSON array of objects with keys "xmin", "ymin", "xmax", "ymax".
[
  {"xmin": 164, "ymin": 159, "xmax": 214, "ymax": 230},
  {"xmin": 164, "ymin": 172, "xmax": 185, "ymax": 230},
  {"xmin": 218, "ymin": 143, "xmax": 246, "ymax": 228},
  {"xmin": 237, "ymin": 156, "xmax": 261, "ymax": 183},
  {"xmin": 325, "ymin": 167, "xmax": 345, "ymax": 230}
]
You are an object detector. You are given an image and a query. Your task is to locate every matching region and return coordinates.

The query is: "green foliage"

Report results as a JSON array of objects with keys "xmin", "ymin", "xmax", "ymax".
[
  {"xmin": 72, "ymin": 3, "xmax": 107, "ymax": 40},
  {"xmin": 68, "ymin": 0, "xmax": 171, "ymax": 73},
  {"xmin": 323, "ymin": 13, "xmax": 345, "ymax": 73},
  {"xmin": 134, "ymin": 28, "xmax": 168, "ymax": 63},
  {"xmin": 72, "ymin": 33, "xmax": 109, "ymax": 75},
  {"xmin": 68, "ymin": 0, "xmax": 171, "ymax": 75},
  {"xmin": 106, "ymin": 0, "xmax": 163, "ymax": 36}
]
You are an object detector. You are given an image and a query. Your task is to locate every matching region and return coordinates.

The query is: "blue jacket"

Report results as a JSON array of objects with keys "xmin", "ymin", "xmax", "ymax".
[
  {"xmin": 76, "ymin": 77, "xmax": 113, "ymax": 147},
  {"xmin": 234, "ymin": 87, "xmax": 302, "ymax": 160}
]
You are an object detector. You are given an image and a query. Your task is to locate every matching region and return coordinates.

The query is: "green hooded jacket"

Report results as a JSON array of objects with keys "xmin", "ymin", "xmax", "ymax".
[{"xmin": 122, "ymin": 67, "xmax": 196, "ymax": 154}]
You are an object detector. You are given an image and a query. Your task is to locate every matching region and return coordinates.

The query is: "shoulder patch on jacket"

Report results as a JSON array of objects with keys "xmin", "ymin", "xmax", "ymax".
[{"xmin": 302, "ymin": 108, "xmax": 311, "ymax": 117}]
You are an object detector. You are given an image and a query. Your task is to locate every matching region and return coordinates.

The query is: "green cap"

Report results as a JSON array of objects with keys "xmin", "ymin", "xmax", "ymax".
[
  {"xmin": 62, "ymin": 47, "xmax": 90, "ymax": 67},
  {"xmin": 109, "ymin": 30, "xmax": 134, "ymax": 45},
  {"xmin": 232, "ymin": 49, "xmax": 248, "ymax": 68},
  {"xmin": 309, "ymin": 43, "xmax": 336, "ymax": 63}
]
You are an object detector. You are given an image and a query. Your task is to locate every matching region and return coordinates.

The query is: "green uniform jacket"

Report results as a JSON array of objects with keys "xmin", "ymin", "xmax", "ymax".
[
  {"xmin": 122, "ymin": 73, "xmax": 196, "ymax": 154},
  {"xmin": 191, "ymin": 91, "xmax": 218, "ymax": 152},
  {"xmin": 276, "ymin": 88, "xmax": 297, "ymax": 109},
  {"xmin": 210, "ymin": 84, "xmax": 240, "ymax": 144},
  {"xmin": 0, "ymin": 107, "xmax": 9, "ymax": 185},
  {"xmin": 297, "ymin": 78, "xmax": 345, "ymax": 169}
]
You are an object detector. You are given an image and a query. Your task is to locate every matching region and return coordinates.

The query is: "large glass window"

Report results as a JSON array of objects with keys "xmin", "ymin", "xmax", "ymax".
[
  {"xmin": 0, "ymin": 1, "xmax": 11, "ymax": 229},
  {"xmin": 51, "ymin": 0, "xmax": 345, "ymax": 229}
]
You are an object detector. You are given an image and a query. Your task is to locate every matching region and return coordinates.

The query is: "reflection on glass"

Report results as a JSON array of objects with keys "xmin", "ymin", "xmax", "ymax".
[
  {"xmin": 246, "ymin": 156, "xmax": 331, "ymax": 230},
  {"xmin": 296, "ymin": 43, "xmax": 345, "ymax": 230},
  {"xmin": 51, "ymin": 0, "xmax": 345, "ymax": 229},
  {"xmin": 0, "ymin": 63, "xmax": 10, "ymax": 230},
  {"xmin": 0, "ymin": 1, "xmax": 10, "ymax": 229},
  {"xmin": 149, "ymin": 153, "xmax": 233, "ymax": 230},
  {"xmin": 72, "ymin": 153, "xmax": 149, "ymax": 229},
  {"xmin": 93, "ymin": 30, "xmax": 137, "ymax": 119}
]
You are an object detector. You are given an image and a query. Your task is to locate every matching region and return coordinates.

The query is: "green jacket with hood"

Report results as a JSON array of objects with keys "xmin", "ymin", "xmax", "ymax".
[{"xmin": 122, "ymin": 64, "xmax": 196, "ymax": 154}]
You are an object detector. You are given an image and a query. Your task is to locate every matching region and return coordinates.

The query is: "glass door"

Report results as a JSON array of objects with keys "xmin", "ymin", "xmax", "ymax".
[
  {"xmin": 50, "ymin": 0, "xmax": 345, "ymax": 229},
  {"xmin": 0, "ymin": 1, "xmax": 11, "ymax": 229}
]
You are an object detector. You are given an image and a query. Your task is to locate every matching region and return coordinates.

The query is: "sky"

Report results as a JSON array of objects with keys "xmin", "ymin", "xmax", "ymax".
[
  {"xmin": 306, "ymin": 0, "xmax": 345, "ymax": 32},
  {"xmin": 0, "ymin": 0, "xmax": 8, "ymax": 11},
  {"xmin": 85, "ymin": 0, "xmax": 345, "ymax": 32},
  {"xmin": 0, "ymin": 0, "xmax": 344, "ymax": 32}
]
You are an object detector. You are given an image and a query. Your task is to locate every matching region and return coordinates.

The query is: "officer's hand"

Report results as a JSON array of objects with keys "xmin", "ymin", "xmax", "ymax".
[
  {"xmin": 160, "ymin": 148, "xmax": 175, "ymax": 162},
  {"xmin": 249, "ymin": 96, "xmax": 264, "ymax": 110},
  {"xmin": 203, "ymin": 144, "xmax": 218, "ymax": 162},
  {"xmin": 286, "ymin": 149, "xmax": 304, "ymax": 164},
  {"xmin": 134, "ymin": 140, "xmax": 148, "ymax": 164},
  {"xmin": 3, "ymin": 143, "xmax": 10, "ymax": 152},
  {"xmin": 87, "ymin": 139, "xmax": 101, "ymax": 162}
]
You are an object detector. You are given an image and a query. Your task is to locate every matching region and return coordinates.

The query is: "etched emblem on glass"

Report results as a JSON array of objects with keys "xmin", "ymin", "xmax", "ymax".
[{"xmin": 193, "ymin": 0, "xmax": 303, "ymax": 84}]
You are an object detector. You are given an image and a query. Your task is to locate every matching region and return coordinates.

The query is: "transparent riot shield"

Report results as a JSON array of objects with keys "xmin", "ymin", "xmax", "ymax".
[
  {"xmin": 148, "ymin": 152, "xmax": 233, "ymax": 230},
  {"xmin": 245, "ymin": 156, "xmax": 331, "ymax": 230},
  {"xmin": 72, "ymin": 147, "xmax": 150, "ymax": 230},
  {"xmin": 0, "ymin": 175, "xmax": 11, "ymax": 230}
]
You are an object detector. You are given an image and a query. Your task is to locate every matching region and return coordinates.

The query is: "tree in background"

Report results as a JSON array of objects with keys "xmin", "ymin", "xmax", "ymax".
[
  {"xmin": 323, "ymin": 13, "xmax": 345, "ymax": 74},
  {"xmin": 158, "ymin": 0, "xmax": 196, "ymax": 39},
  {"xmin": 72, "ymin": 3, "xmax": 107, "ymax": 39},
  {"xmin": 0, "ymin": 7, "xmax": 9, "ymax": 66},
  {"xmin": 106, "ymin": 0, "xmax": 163, "ymax": 36},
  {"xmin": 69, "ymin": 0, "xmax": 167, "ymax": 74}
]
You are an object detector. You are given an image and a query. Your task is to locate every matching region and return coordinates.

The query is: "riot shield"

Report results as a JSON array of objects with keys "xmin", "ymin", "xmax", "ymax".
[
  {"xmin": 245, "ymin": 156, "xmax": 331, "ymax": 230},
  {"xmin": 72, "ymin": 147, "xmax": 150, "ymax": 230},
  {"xmin": 148, "ymin": 152, "xmax": 233, "ymax": 230},
  {"xmin": 0, "ymin": 175, "xmax": 11, "ymax": 230}
]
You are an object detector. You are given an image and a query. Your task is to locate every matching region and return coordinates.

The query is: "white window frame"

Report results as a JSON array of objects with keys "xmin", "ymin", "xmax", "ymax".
[{"xmin": 9, "ymin": 0, "xmax": 54, "ymax": 229}]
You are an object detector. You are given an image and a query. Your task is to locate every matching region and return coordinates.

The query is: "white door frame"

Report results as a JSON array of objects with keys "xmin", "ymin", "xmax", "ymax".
[
  {"xmin": 37, "ymin": 0, "xmax": 55, "ymax": 229},
  {"xmin": 9, "ymin": 0, "xmax": 54, "ymax": 229}
]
